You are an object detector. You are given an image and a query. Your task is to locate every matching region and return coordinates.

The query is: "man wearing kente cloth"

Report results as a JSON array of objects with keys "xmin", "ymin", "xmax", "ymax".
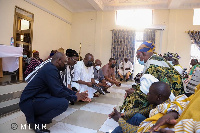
[{"xmin": 118, "ymin": 41, "xmax": 185, "ymax": 131}]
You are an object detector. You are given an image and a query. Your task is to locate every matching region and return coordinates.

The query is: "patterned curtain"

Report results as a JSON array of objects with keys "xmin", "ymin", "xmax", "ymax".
[
  {"xmin": 143, "ymin": 29, "xmax": 156, "ymax": 43},
  {"xmin": 111, "ymin": 29, "xmax": 135, "ymax": 73},
  {"xmin": 187, "ymin": 30, "xmax": 200, "ymax": 46}
]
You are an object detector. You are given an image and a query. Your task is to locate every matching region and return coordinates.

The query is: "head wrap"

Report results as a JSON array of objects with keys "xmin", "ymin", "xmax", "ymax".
[
  {"xmin": 172, "ymin": 53, "xmax": 181, "ymax": 60},
  {"xmin": 137, "ymin": 41, "xmax": 155, "ymax": 53},
  {"xmin": 163, "ymin": 52, "xmax": 173, "ymax": 58},
  {"xmin": 66, "ymin": 49, "xmax": 78, "ymax": 57},
  {"xmin": 163, "ymin": 53, "xmax": 167, "ymax": 58},
  {"xmin": 32, "ymin": 50, "xmax": 39, "ymax": 54},
  {"xmin": 193, "ymin": 59, "xmax": 198, "ymax": 63}
]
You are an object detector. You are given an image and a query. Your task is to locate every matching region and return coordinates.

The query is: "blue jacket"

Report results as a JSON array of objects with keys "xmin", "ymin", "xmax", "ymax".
[{"xmin": 19, "ymin": 62, "xmax": 77, "ymax": 123}]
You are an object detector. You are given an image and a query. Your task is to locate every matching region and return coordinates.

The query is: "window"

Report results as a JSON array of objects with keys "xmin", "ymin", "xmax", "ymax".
[
  {"xmin": 193, "ymin": 9, "xmax": 200, "ymax": 25},
  {"xmin": 21, "ymin": 19, "xmax": 30, "ymax": 30},
  {"xmin": 116, "ymin": 9, "xmax": 152, "ymax": 28},
  {"xmin": 191, "ymin": 43, "xmax": 200, "ymax": 61}
]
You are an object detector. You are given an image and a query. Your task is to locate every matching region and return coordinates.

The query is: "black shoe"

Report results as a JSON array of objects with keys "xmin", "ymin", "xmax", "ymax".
[
  {"xmin": 70, "ymin": 101, "xmax": 75, "ymax": 105},
  {"xmin": 120, "ymin": 78, "xmax": 123, "ymax": 81},
  {"xmin": 104, "ymin": 90, "xmax": 110, "ymax": 93},
  {"xmin": 126, "ymin": 79, "xmax": 129, "ymax": 82},
  {"xmin": 34, "ymin": 128, "xmax": 50, "ymax": 133},
  {"xmin": 29, "ymin": 123, "xmax": 50, "ymax": 133}
]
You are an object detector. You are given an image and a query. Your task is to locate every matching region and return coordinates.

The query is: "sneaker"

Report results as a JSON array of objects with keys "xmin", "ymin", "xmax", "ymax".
[{"xmin": 70, "ymin": 101, "xmax": 74, "ymax": 105}]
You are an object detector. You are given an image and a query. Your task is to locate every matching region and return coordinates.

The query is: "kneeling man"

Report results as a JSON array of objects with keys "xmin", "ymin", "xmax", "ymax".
[{"xmin": 19, "ymin": 52, "xmax": 88, "ymax": 133}]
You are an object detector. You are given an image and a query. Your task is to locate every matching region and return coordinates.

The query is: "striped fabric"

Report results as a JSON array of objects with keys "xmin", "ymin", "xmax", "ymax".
[
  {"xmin": 185, "ymin": 69, "xmax": 200, "ymax": 93},
  {"xmin": 175, "ymin": 119, "xmax": 200, "ymax": 133},
  {"xmin": 137, "ymin": 95, "xmax": 191, "ymax": 132}
]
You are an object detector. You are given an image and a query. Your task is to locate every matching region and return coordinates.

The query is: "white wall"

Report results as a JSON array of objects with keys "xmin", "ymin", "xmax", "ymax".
[
  {"xmin": 70, "ymin": 9, "xmax": 200, "ymax": 70},
  {"xmin": 0, "ymin": 0, "xmax": 72, "ymax": 60}
]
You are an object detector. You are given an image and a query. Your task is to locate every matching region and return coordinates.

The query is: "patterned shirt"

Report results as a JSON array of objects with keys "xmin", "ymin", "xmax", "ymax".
[
  {"xmin": 120, "ymin": 55, "xmax": 184, "ymax": 112},
  {"xmin": 118, "ymin": 105, "xmax": 154, "ymax": 133},
  {"xmin": 24, "ymin": 58, "xmax": 43, "ymax": 77}
]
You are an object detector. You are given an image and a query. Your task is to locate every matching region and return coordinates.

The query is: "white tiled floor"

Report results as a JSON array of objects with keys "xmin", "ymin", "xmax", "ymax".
[{"xmin": 0, "ymin": 81, "xmax": 133, "ymax": 133}]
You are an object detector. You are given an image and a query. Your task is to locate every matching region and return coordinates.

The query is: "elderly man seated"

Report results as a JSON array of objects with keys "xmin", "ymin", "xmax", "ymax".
[
  {"xmin": 117, "ymin": 58, "xmax": 133, "ymax": 82},
  {"xmin": 109, "ymin": 81, "xmax": 171, "ymax": 133},
  {"xmin": 72, "ymin": 53, "xmax": 104, "ymax": 99}
]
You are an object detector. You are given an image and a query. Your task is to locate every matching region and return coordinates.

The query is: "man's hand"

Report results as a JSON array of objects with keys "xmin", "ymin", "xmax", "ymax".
[
  {"xmin": 82, "ymin": 97, "xmax": 91, "ymax": 102},
  {"xmin": 125, "ymin": 88, "xmax": 135, "ymax": 98},
  {"xmin": 149, "ymin": 111, "xmax": 178, "ymax": 132},
  {"xmin": 98, "ymin": 82, "xmax": 104, "ymax": 87},
  {"xmin": 115, "ymin": 81, "xmax": 121, "ymax": 87},
  {"xmin": 76, "ymin": 91, "xmax": 88, "ymax": 101},
  {"xmin": 108, "ymin": 108, "xmax": 121, "ymax": 122},
  {"xmin": 86, "ymin": 82, "xmax": 93, "ymax": 87}
]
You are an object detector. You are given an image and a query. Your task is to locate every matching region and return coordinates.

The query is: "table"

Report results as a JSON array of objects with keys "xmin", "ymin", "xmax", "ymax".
[{"xmin": 0, "ymin": 45, "xmax": 23, "ymax": 80}]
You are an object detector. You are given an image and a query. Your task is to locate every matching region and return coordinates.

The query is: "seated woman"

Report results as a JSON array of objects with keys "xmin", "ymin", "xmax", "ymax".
[
  {"xmin": 167, "ymin": 52, "xmax": 184, "ymax": 75},
  {"xmin": 120, "ymin": 41, "xmax": 184, "ymax": 113}
]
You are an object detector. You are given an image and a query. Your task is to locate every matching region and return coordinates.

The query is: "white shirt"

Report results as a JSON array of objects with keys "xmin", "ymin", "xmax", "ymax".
[
  {"xmin": 174, "ymin": 65, "xmax": 183, "ymax": 75},
  {"xmin": 118, "ymin": 61, "xmax": 133, "ymax": 75},
  {"xmin": 72, "ymin": 61, "xmax": 96, "ymax": 98}
]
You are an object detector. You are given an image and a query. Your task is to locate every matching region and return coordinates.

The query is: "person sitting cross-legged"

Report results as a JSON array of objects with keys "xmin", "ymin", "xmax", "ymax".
[
  {"xmin": 109, "ymin": 81, "xmax": 171, "ymax": 133},
  {"xmin": 72, "ymin": 53, "xmax": 99, "ymax": 99},
  {"xmin": 102, "ymin": 58, "xmax": 121, "ymax": 87},
  {"xmin": 117, "ymin": 58, "xmax": 133, "ymax": 82}
]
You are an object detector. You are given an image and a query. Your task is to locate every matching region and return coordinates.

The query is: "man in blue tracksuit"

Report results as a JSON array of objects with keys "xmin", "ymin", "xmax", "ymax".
[{"xmin": 19, "ymin": 52, "xmax": 88, "ymax": 133}]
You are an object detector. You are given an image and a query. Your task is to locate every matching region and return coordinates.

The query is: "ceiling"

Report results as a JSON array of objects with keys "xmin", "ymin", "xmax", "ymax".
[{"xmin": 54, "ymin": 0, "xmax": 200, "ymax": 12}]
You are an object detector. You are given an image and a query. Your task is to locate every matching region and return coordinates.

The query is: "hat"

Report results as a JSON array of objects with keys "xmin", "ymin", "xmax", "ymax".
[
  {"xmin": 137, "ymin": 41, "xmax": 155, "ymax": 53},
  {"xmin": 66, "ymin": 49, "xmax": 78, "ymax": 57}
]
